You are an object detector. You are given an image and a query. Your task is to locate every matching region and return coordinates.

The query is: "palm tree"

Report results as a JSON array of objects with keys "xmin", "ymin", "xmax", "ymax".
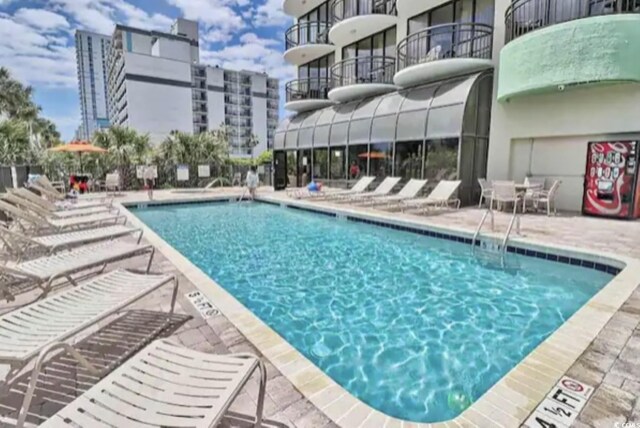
[
  {"xmin": 93, "ymin": 126, "xmax": 150, "ymax": 188},
  {"xmin": 0, "ymin": 119, "xmax": 30, "ymax": 164}
]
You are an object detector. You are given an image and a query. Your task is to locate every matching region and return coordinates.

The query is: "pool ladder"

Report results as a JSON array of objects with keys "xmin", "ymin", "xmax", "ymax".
[{"xmin": 472, "ymin": 208, "xmax": 520, "ymax": 254}]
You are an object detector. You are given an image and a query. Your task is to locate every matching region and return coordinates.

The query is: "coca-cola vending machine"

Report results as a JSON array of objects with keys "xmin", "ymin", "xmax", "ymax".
[{"xmin": 583, "ymin": 140, "xmax": 640, "ymax": 219}]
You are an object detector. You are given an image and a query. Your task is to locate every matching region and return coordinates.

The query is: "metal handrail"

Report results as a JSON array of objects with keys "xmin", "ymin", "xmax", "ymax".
[
  {"xmin": 397, "ymin": 23, "xmax": 494, "ymax": 71},
  {"xmin": 331, "ymin": 0, "xmax": 397, "ymax": 22},
  {"xmin": 285, "ymin": 21, "xmax": 332, "ymax": 50},
  {"xmin": 286, "ymin": 77, "xmax": 331, "ymax": 102},
  {"xmin": 472, "ymin": 207, "xmax": 494, "ymax": 248},
  {"xmin": 330, "ymin": 56, "xmax": 396, "ymax": 88},
  {"xmin": 505, "ymin": 0, "xmax": 640, "ymax": 42},
  {"xmin": 502, "ymin": 209, "xmax": 521, "ymax": 253}
]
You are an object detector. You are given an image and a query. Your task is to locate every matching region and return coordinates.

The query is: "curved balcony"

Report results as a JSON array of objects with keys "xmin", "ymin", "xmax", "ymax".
[
  {"xmin": 283, "ymin": 0, "xmax": 328, "ymax": 18},
  {"xmin": 395, "ymin": 23, "xmax": 494, "ymax": 88},
  {"xmin": 328, "ymin": 56, "xmax": 396, "ymax": 103},
  {"xmin": 284, "ymin": 22, "xmax": 334, "ymax": 65},
  {"xmin": 329, "ymin": 0, "xmax": 398, "ymax": 46},
  {"xmin": 505, "ymin": 0, "xmax": 640, "ymax": 42},
  {"xmin": 285, "ymin": 77, "xmax": 334, "ymax": 112},
  {"xmin": 499, "ymin": 0, "xmax": 640, "ymax": 101}
]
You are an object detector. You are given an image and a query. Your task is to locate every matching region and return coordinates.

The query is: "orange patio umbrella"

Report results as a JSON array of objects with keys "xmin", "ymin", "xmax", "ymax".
[
  {"xmin": 49, "ymin": 140, "xmax": 108, "ymax": 173},
  {"xmin": 359, "ymin": 151, "xmax": 387, "ymax": 159}
]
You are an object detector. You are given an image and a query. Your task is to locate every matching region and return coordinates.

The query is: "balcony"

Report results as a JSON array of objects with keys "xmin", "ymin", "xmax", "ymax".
[
  {"xmin": 395, "ymin": 23, "xmax": 494, "ymax": 88},
  {"xmin": 283, "ymin": 0, "xmax": 328, "ymax": 18},
  {"xmin": 498, "ymin": 0, "xmax": 640, "ymax": 101},
  {"xmin": 328, "ymin": 56, "xmax": 396, "ymax": 103},
  {"xmin": 284, "ymin": 22, "xmax": 333, "ymax": 65},
  {"xmin": 329, "ymin": 0, "xmax": 398, "ymax": 46},
  {"xmin": 285, "ymin": 77, "xmax": 334, "ymax": 112}
]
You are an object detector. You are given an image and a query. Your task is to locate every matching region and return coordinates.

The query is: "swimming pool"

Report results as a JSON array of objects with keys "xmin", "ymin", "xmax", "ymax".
[{"xmin": 132, "ymin": 201, "xmax": 613, "ymax": 423}]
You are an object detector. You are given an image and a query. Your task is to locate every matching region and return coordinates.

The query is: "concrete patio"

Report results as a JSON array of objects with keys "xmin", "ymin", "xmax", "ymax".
[{"xmin": 0, "ymin": 187, "xmax": 639, "ymax": 427}]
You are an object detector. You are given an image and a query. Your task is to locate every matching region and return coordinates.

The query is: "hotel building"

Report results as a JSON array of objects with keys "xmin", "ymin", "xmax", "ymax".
[
  {"xmin": 275, "ymin": 0, "xmax": 640, "ymax": 210},
  {"xmin": 105, "ymin": 18, "xmax": 279, "ymax": 156}
]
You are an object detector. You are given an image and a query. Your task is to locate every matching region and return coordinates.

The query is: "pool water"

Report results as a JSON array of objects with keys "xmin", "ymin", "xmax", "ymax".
[{"xmin": 133, "ymin": 202, "xmax": 612, "ymax": 422}]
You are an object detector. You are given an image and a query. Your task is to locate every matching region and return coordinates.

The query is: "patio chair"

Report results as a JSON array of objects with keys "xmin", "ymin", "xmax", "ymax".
[
  {"xmin": 0, "ymin": 200, "xmax": 126, "ymax": 235},
  {"xmin": 0, "ymin": 240, "xmax": 155, "ymax": 302},
  {"xmin": 533, "ymin": 180, "xmax": 561, "ymax": 216},
  {"xmin": 398, "ymin": 180, "xmax": 462, "ymax": 213},
  {"xmin": 491, "ymin": 181, "xmax": 522, "ymax": 213},
  {"xmin": 478, "ymin": 178, "xmax": 493, "ymax": 207},
  {"xmin": 13, "ymin": 187, "xmax": 113, "ymax": 212},
  {"xmin": 39, "ymin": 339, "xmax": 266, "ymax": 428},
  {"xmin": 309, "ymin": 176, "xmax": 375, "ymax": 201},
  {"xmin": 105, "ymin": 173, "xmax": 120, "ymax": 195},
  {"xmin": 338, "ymin": 177, "xmax": 402, "ymax": 203},
  {"xmin": 0, "ymin": 224, "xmax": 143, "ymax": 259},
  {"xmin": 3, "ymin": 191, "xmax": 117, "ymax": 220},
  {"xmin": 0, "ymin": 269, "xmax": 179, "ymax": 428},
  {"xmin": 521, "ymin": 176, "xmax": 545, "ymax": 212},
  {"xmin": 361, "ymin": 179, "xmax": 429, "ymax": 207}
]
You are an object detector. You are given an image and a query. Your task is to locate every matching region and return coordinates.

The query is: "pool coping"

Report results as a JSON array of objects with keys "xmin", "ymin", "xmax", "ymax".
[{"xmin": 119, "ymin": 194, "xmax": 640, "ymax": 428}]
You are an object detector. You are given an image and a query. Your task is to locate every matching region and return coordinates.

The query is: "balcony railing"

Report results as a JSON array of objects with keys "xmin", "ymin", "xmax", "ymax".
[
  {"xmin": 286, "ymin": 77, "xmax": 331, "ymax": 102},
  {"xmin": 285, "ymin": 21, "xmax": 332, "ymax": 50},
  {"xmin": 397, "ymin": 23, "xmax": 493, "ymax": 71},
  {"xmin": 330, "ymin": 56, "xmax": 396, "ymax": 88},
  {"xmin": 506, "ymin": 0, "xmax": 640, "ymax": 42},
  {"xmin": 331, "ymin": 0, "xmax": 397, "ymax": 22}
]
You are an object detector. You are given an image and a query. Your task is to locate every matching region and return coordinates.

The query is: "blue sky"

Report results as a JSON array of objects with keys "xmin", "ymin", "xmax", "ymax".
[{"xmin": 0, "ymin": 0, "xmax": 295, "ymax": 140}]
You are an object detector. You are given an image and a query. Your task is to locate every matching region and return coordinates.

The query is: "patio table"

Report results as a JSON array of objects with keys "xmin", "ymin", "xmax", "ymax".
[{"xmin": 516, "ymin": 183, "xmax": 544, "ymax": 212}]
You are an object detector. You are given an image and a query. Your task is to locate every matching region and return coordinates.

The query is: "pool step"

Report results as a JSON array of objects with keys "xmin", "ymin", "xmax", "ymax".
[{"xmin": 473, "ymin": 242, "xmax": 521, "ymax": 273}]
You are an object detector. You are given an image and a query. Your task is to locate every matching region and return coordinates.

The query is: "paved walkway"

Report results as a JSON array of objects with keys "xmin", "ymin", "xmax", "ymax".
[{"xmin": 1, "ymin": 188, "xmax": 639, "ymax": 427}]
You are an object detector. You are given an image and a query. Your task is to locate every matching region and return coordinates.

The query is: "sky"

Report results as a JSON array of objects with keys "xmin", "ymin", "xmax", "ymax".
[{"xmin": 0, "ymin": 0, "xmax": 295, "ymax": 140}]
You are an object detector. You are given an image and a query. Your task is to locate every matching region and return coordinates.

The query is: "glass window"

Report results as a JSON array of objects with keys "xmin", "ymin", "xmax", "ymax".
[
  {"xmin": 370, "ymin": 142, "xmax": 393, "ymax": 179},
  {"xmin": 348, "ymin": 144, "xmax": 368, "ymax": 179},
  {"xmin": 395, "ymin": 141, "xmax": 424, "ymax": 181},
  {"xmin": 385, "ymin": 27, "xmax": 396, "ymax": 58},
  {"xmin": 475, "ymin": 0, "xmax": 495, "ymax": 25},
  {"xmin": 330, "ymin": 147, "xmax": 346, "ymax": 179},
  {"xmin": 313, "ymin": 148, "xmax": 329, "ymax": 179},
  {"xmin": 424, "ymin": 138, "xmax": 459, "ymax": 183},
  {"xmin": 298, "ymin": 149, "xmax": 312, "ymax": 185}
]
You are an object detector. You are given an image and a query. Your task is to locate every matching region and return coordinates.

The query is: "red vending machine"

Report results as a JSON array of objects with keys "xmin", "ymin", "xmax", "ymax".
[{"xmin": 583, "ymin": 140, "xmax": 640, "ymax": 219}]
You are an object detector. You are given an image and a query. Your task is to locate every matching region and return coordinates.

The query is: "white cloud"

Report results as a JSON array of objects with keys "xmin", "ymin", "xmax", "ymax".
[
  {"xmin": 167, "ymin": 0, "xmax": 244, "ymax": 32},
  {"xmin": 253, "ymin": 0, "xmax": 290, "ymax": 27},
  {"xmin": 200, "ymin": 33, "xmax": 294, "ymax": 83},
  {"xmin": 0, "ymin": 16, "xmax": 76, "ymax": 87},
  {"xmin": 14, "ymin": 8, "xmax": 70, "ymax": 32}
]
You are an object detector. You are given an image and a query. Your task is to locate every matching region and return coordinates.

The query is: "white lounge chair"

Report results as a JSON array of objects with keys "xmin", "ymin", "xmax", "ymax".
[
  {"xmin": 0, "ymin": 240, "xmax": 155, "ymax": 301},
  {"xmin": 309, "ymin": 176, "xmax": 375, "ymax": 201},
  {"xmin": 361, "ymin": 179, "xmax": 428, "ymax": 207},
  {"xmin": 0, "ymin": 200, "xmax": 126, "ymax": 234},
  {"xmin": 339, "ymin": 177, "xmax": 402, "ymax": 203},
  {"xmin": 0, "ymin": 224, "xmax": 143, "ymax": 259},
  {"xmin": 0, "ymin": 269, "xmax": 179, "ymax": 428},
  {"xmin": 3, "ymin": 191, "xmax": 117, "ymax": 219},
  {"xmin": 399, "ymin": 180, "xmax": 462, "ymax": 213},
  {"xmin": 12, "ymin": 187, "xmax": 113, "ymax": 213},
  {"xmin": 39, "ymin": 339, "xmax": 266, "ymax": 428},
  {"xmin": 28, "ymin": 176, "xmax": 65, "ymax": 201}
]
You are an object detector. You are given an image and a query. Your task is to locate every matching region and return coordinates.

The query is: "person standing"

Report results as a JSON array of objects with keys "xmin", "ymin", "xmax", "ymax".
[
  {"xmin": 246, "ymin": 166, "xmax": 259, "ymax": 200},
  {"xmin": 143, "ymin": 164, "xmax": 155, "ymax": 200}
]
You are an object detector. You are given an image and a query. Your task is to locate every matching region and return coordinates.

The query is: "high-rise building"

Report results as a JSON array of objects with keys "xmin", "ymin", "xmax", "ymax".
[
  {"xmin": 75, "ymin": 30, "xmax": 111, "ymax": 140},
  {"xmin": 106, "ymin": 18, "xmax": 279, "ymax": 157},
  {"xmin": 275, "ymin": 0, "xmax": 640, "ymax": 211}
]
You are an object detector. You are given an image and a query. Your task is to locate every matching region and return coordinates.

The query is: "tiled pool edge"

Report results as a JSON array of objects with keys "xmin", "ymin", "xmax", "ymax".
[{"xmin": 119, "ymin": 195, "xmax": 640, "ymax": 428}]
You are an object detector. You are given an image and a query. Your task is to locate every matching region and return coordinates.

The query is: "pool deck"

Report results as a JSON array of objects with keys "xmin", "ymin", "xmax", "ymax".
[{"xmin": 1, "ymin": 187, "xmax": 640, "ymax": 427}]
